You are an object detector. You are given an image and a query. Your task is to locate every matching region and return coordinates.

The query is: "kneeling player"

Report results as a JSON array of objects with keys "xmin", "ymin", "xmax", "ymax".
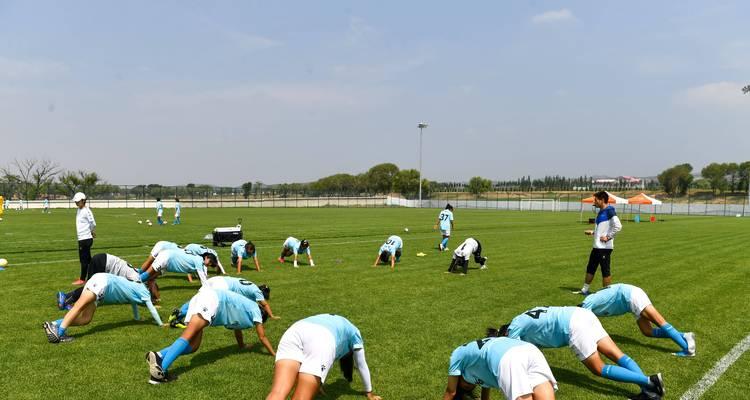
[
  {"xmin": 231, "ymin": 239, "xmax": 261, "ymax": 273},
  {"xmin": 266, "ymin": 314, "xmax": 381, "ymax": 400},
  {"xmin": 581, "ymin": 283, "xmax": 695, "ymax": 356},
  {"xmin": 278, "ymin": 237, "xmax": 315, "ymax": 268},
  {"xmin": 443, "ymin": 337, "xmax": 557, "ymax": 400},
  {"xmin": 372, "ymin": 235, "xmax": 403, "ymax": 271},
  {"xmin": 169, "ymin": 276, "xmax": 280, "ymax": 328},
  {"xmin": 43, "ymin": 273, "xmax": 163, "ymax": 343},
  {"xmin": 146, "ymin": 287, "xmax": 275, "ymax": 384},
  {"xmin": 446, "ymin": 238, "xmax": 487, "ymax": 275},
  {"xmin": 57, "ymin": 253, "xmax": 141, "ymax": 309},
  {"xmin": 496, "ymin": 306, "xmax": 664, "ymax": 400}
]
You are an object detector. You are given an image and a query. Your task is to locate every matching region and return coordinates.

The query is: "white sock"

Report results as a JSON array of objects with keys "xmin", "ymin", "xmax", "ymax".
[{"xmin": 582, "ymin": 283, "xmax": 590, "ymax": 292}]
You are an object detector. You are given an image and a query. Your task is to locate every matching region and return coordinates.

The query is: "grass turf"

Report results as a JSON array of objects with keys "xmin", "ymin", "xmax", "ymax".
[{"xmin": 0, "ymin": 207, "xmax": 748, "ymax": 399}]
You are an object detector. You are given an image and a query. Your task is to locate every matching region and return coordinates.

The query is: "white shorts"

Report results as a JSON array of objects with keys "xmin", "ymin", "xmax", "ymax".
[
  {"xmin": 441, "ymin": 229, "xmax": 451, "ymax": 237},
  {"xmin": 150, "ymin": 241, "xmax": 175, "ymax": 258},
  {"xmin": 83, "ymin": 273, "xmax": 109, "ymax": 302},
  {"xmin": 276, "ymin": 321, "xmax": 337, "ymax": 382},
  {"xmin": 629, "ymin": 287, "xmax": 652, "ymax": 318},
  {"xmin": 184, "ymin": 288, "xmax": 219, "ymax": 325},
  {"xmin": 499, "ymin": 343, "xmax": 558, "ymax": 400},
  {"xmin": 568, "ymin": 308, "xmax": 608, "ymax": 360},
  {"xmin": 150, "ymin": 253, "xmax": 169, "ymax": 274},
  {"xmin": 157, "ymin": 210, "xmax": 163, "ymax": 217}
]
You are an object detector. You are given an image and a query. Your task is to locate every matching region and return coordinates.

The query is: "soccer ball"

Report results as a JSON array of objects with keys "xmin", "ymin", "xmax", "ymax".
[
  {"xmin": 0, "ymin": 258, "xmax": 8, "ymax": 267},
  {"xmin": 404, "ymin": 227, "xmax": 409, "ymax": 232},
  {"xmin": 138, "ymin": 220, "xmax": 143, "ymax": 224},
  {"xmin": 146, "ymin": 219, "xmax": 151, "ymax": 223},
  {"xmin": 147, "ymin": 222, "xmax": 153, "ymax": 226}
]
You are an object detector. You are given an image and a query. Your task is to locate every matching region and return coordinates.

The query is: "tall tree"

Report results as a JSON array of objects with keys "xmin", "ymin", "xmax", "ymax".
[
  {"xmin": 241, "ymin": 182, "xmax": 253, "ymax": 198},
  {"xmin": 467, "ymin": 176, "xmax": 492, "ymax": 195},
  {"xmin": 701, "ymin": 163, "xmax": 728, "ymax": 194},
  {"xmin": 365, "ymin": 163, "xmax": 399, "ymax": 193},
  {"xmin": 392, "ymin": 169, "xmax": 421, "ymax": 197}
]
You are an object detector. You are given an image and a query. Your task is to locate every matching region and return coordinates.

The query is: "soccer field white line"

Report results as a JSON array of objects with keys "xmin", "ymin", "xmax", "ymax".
[{"xmin": 679, "ymin": 332, "xmax": 750, "ymax": 400}]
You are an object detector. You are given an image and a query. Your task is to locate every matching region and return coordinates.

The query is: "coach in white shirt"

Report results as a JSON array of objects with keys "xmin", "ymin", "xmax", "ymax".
[{"xmin": 73, "ymin": 192, "xmax": 96, "ymax": 286}]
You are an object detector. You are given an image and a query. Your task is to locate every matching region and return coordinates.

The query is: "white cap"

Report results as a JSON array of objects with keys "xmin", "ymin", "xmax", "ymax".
[{"xmin": 72, "ymin": 192, "xmax": 86, "ymax": 202}]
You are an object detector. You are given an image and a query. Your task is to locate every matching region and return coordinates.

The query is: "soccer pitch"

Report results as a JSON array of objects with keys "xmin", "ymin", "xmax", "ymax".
[{"xmin": 0, "ymin": 208, "xmax": 748, "ymax": 399}]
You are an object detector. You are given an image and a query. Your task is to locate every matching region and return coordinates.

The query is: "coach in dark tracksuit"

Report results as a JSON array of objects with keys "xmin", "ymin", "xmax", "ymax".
[
  {"xmin": 73, "ymin": 192, "xmax": 96, "ymax": 286},
  {"xmin": 580, "ymin": 191, "xmax": 622, "ymax": 295}
]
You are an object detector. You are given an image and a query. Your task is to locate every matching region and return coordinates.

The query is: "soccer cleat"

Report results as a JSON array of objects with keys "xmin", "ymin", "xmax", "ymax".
[
  {"xmin": 647, "ymin": 373, "xmax": 665, "ymax": 397},
  {"xmin": 628, "ymin": 391, "xmax": 659, "ymax": 400},
  {"xmin": 71, "ymin": 279, "xmax": 85, "ymax": 285},
  {"xmin": 277, "ymin": 257, "xmax": 285, "ymax": 264},
  {"xmin": 57, "ymin": 292, "xmax": 66, "ymax": 310},
  {"xmin": 438, "ymin": 243, "xmax": 444, "ymax": 251},
  {"xmin": 480, "ymin": 265, "xmax": 488, "ymax": 270},
  {"xmin": 672, "ymin": 350, "xmax": 694, "ymax": 357},
  {"xmin": 167, "ymin": 308, "xmax": 182, "ymax": 328},
  {"xmin": 64, "ymin": 304, "xmax": 73, "ymax": 311},
  {"xmin": 149, "ymin": 372, "xmax": 177, "ymax": 385},
  {"xmin": 43, "ymin": 321, "xmax": 59, "ymax": 343},
  {"xmin": 444, "ymin": 247, "xmax": 449, "ymax": 252},
  {"xmin": 684, "ymin": 332, "xmax": 696, "ymax": 355},
  {"xmin": 146, "ymin": 351, "xmax": 165, "ymax": 381}
]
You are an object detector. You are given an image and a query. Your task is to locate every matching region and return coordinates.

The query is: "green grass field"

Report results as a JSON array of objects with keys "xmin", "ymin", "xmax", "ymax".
[{"xmin": 0, "ymin": 207, "xmax": 748, "ymax": 399}]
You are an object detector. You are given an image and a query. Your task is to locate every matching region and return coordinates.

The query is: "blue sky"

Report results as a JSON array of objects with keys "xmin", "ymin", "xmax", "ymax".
[{"xmin": 1, "ymin": 1, "xmax": 748, "ymax": 185}]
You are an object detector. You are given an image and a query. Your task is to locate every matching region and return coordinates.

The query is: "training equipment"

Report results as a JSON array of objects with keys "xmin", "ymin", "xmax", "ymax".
[
  {"xmin": 147, "ymin": 222, "xmax": 153, "ymax": 226},
  {"xmin": 416, "ymin": 252, "xmax": 426, "ymax": 257},
  {"xmin": 0, "ymin": 258, "xmax": 7, "ymax": 267},
  {"xmin": 212, "ymin": 225, "xmax": 242, "ymax": 246},
  {"xmin": 138, "ymin": 220, "xmax": 143, "ymax": 224},
  {"xmin": 404, "ymin": 227, "xmax": 409, "ymax": 232},
  {"xmin": 736, "ymin": 214, "xmax": 742, "ymax": 217}
]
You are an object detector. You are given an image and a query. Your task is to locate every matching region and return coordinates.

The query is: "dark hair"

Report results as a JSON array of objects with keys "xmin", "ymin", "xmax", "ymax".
[
  {"xmin": 260, "ymin": 307, "xmax": 269, "ymax": 323},
  {"xmin": 156, "ymin": 197, "xmax": 161, "ymax": 201},
  {"xmin": 175, "ymin": 198, "xmax": 180, "ymax": 202},
  {"xmin": 379, "ymin": 251, "xmax": 390, "ymax": 263},
  {"xmin": 594, "ymin": 191, "xmax": 609, "ymax": 203},
  {"xmin": 246, "ymin": 241, "xmax": 256, "ymax": 253},
  {"xmin": 339, "ymin": 351, "xmax": 354, "ymax": 382},
  {"xmin": 203, "ymin": 253, "xmax": 218, "ymax": 268},
  {"xmin": 259, "ymin": 284, "xmax": 271, "ymax": 300},
  {"xmin": 487, "ymin": 324, "xmax": 510, "ymax": 337},
  {"xmin": 300, "ymin": 239, "xmax": 309, "ymax": 248},
  {"xmin": 445, "ymin": 203, "xmax": 453, "ymax": 211}
]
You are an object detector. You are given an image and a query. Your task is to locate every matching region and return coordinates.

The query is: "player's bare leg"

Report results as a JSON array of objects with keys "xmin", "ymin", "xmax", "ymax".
[
  {"xmin": 291, "ymin": 373, "xmax": 321, "ymax": 400},
  {"xmin": 266, "ymin": 360, "xmax": 302, "ymax": 400}
]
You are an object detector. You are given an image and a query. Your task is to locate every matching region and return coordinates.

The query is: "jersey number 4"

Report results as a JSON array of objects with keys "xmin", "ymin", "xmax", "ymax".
[{"xmin": 524, "ymin": 307, "xmax": 549, "ymax": 319}]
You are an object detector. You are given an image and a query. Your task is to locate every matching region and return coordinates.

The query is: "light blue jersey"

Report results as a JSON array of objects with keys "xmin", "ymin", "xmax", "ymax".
[
  {"xmin": 211, "ymin": 289, "xmax": 264, "ymax": 329},
  {"xmin": 175, "ymin": 202, "xmax": 181, "ymax": 216},
  {"xmin": 449, "ymin": 337, "xmax": 527, "ymax": 389},
  {"xmin": 507, "ymin": 306, "xmax": 577, "ymax": 349},
  {"xmin": 438, "ymin": 209, "xmax": 454, "ymax": 230},
  {"xmin": 582, "ymin": 284, "xmax": 634, "ymax": 317},
  {"xmin": 208, "ymin": 276, "xmax": 265, "ymax": 302},
  {"xmin": 304, "ymin": 314, "xmax": 364, "ymax": 359},
  {"xmin": 285, "ymin": 237, "xmax": 309, "ymax": 255},
  {"xmin": 100, "ymin": 274, "xmax": 150, "ymax": 305},
  {"xmin": 161, "ymin": 249, "xmax": 206, "ymax": 275},
  {"xmin": 231, "ymin": 240, "xmax": 255, "ymax": 259},
  {"xmin": 379, "ymin": 235, "xmax": 403, "ymax": 255},
  {"xmin": 156, "ymin": 201, "xmax": 163, "ymax": 212},
  {"xmin": 185, "ymin": 243, "xmax": 217, "ymax": 258}
]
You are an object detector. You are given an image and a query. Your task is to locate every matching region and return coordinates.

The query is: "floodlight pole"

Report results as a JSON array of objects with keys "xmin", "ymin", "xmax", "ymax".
[{"xmin": 418, "ymin": 122, "xmax": 428, "ymax": 208}]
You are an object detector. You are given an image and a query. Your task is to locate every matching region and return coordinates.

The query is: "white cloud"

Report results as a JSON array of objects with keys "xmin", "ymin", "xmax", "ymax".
[
  {"xmin": 531, "ymin": 9, "xmax": 575, "ymax": 24},
  {"xmin": 226, "ymin": 31, "xmax": 281, "ymax": 51},
  {"xmin": 675, "ymin": 82, "xmax": 749, "ymax": 109},
  {"xmin": 0, "ymin": 57, "xmax": 68, "ymax": 80}
]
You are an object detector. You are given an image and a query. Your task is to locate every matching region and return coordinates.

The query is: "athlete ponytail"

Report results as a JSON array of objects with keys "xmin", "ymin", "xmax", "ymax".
[
  {"xmin": 486, "ymin": 324, "xmax": 510, "ymax": 337},
  {"xmin": 339, "ymin": 351, "xmax": 354, "ymax": 382}
]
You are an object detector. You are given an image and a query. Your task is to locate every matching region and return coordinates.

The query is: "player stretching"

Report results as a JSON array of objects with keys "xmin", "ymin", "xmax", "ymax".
[
  {"xmin": 372, "ymin": 235, "xmax": 403, "ymax": 271},
  {"xmin": 435, "ymin": 204, "xmax": 454, "ymax": 251},
  {"xmin": 145, "ymin": 287, "xmax": 275, "ymax": 384},
  {"xmin": 495, "ymin": 306, "xmax": 664, "ymax": 400},
  {"xmin": 278, "ymin": 237, "xmax": 315, "ymax": 268},
  {"xmin": 43, "ymin": 273, "xmax": 163, "ymax": 343},
  {"xmin": 443, "ymin": 336, "xmax": 557, "ymax": 400},
  {"xmin": 232, "ymin": 239, "xmax": 261, "ymax": 273},
  {"xmin": 266, "ymin": 314, "xmax": 382, "ymax": 400},
  {"xmin": 446, "ymin": 237, "xmax": 487, "ymax": 275},
  {"xmin": 581, "ymin": 283, "xmax": 695, "ymax": 357}
]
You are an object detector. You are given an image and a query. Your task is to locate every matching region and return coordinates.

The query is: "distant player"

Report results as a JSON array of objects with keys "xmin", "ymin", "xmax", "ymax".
[
  {"xmin": 581, "ymin": 284, "xmax": 695, "ymax": 357},
  {"xmin": 443, "ymin": 336, "xmax": 557, "ymax": 400},
  {"xmin": 446, "ymin": 238, "xmax": 487, "ymax": 275},
  {"xmin": 43, "ymin": 197, "xmax": 50, "ymax": 213},
  {"xmin": 266, "ymin": 314, "xmax": 382, "ymax": 400},
  {"xmin": 145, "ymin": 287, "xmax": 275, "ymax": 384},
  {"xmin": 42, "ymin": 273, "xmax": 163, "ymax": 344},
  {"xmin": 495, "ymin": 306, "xmax": 664, "ymax": 400},
  {"xmin": 232, "ymin": 239, "xmax": 261, "ymax": 273},
  {"xmin": 73, "ymin": 192, "xmax": 96, "ymax": 286},
  {"xmin": 278, "ymin": 237, "xmax": 315, "ymax": 268},
  {"xmin": 155, "ymin": 197, "xmax": 164, "ymax": 225},
  {"xmin": 435, "ymin": 204, "xmax": 454, "ymax": 251},
  {"xmin": 56, "ymin": 253, "xmax": 140, "ymax": 309},
  {"xmin": 372, "ymin": 235, "xmax": 403, "ymax": 271},
  {"xmin": 17, "ymin": 198, "xmax": 23, "ymax": 210},
  {"xmin": 172, "ymin": 198, "xmax": 181, "ymax": 224},
  {"xmin": 580, "ymin": 191, "xmax": 622, "ymax": 295},
  {"xmin": 168, "ymin": 276, "xmax": 280, "ymax": 328}
]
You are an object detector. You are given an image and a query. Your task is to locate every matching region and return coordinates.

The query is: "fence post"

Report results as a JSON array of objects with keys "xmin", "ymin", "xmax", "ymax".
[{"xmin": 723, "ymin": 193, "xmax": 727, "ymax": 216}]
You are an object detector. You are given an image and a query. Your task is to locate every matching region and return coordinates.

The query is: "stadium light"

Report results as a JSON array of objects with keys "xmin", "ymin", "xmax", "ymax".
[{"xmin": 417, "ymin": 122, "xmax": 428, "ymax": 207}]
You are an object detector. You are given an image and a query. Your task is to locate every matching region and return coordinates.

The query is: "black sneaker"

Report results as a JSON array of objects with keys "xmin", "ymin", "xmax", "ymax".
[
  {"xmin": 628, "ymin": 391, "xmax": 659, "ymax": 400},
  {"xmin": 145, "ymin": 351, "xmax": 165, "ymax": 380},
  {"xmin": 148, "ymin": 372, "xmax": 177, "ymax": 385},
  {"xmin": 168, "ymin": 308, "xmax": 182, "ymax": 328},
  {"xmin": 42, "ymin": 321, "xmax": 59, "ymax": 343},
  {"xmin": 648, "ymin": 373, "xmax": 665, "ymax": 397}
]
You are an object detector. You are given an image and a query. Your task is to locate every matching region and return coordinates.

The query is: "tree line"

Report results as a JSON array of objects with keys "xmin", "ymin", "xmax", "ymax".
[{"xmin": 657, "ymin": 161, "xmax": 750, "ymax": 196}]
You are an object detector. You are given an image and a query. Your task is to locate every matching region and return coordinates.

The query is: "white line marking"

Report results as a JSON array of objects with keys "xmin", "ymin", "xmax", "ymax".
[{"xmin": 679, "ymin": 333, "xmax": 750, "ymax": 400}]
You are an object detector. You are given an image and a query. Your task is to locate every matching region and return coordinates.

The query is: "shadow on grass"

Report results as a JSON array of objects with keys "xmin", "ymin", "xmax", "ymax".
[
  {"xmin": 171, "ymin": 343, "xmax": 273, "ymax": 376},
  {"xmin": 74, "ymin": 319, "xmax": 147, "ymax": 338},
  {"xmin": 3, "ymin": 244, "xmax": 145, "ymax": 255},
  {"xmin": 550, "ymin": 366, "xmax": 636, "ymax": 398},
  {"xmin": 559, "ymin": 286, "xmax": 583, "ymax": 293},
  {"xmin": 318, "ymin": 378, "xmax": 363, "ymax": 399},
  {"xmin": 609, "ymin": 333, "xmax": 675, "ymax": 353}
]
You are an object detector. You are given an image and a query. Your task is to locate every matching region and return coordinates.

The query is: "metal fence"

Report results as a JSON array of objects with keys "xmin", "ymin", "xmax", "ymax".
[{"xmin": 1, "ymin": 184, "xmax": 748, "ymax": 217}]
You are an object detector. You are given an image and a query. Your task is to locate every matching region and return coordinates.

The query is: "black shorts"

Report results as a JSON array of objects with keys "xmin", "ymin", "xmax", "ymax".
[
  {"xmin": 585, "ymin": 248, "xmax": 613, "ymax": 277},
  {"xmin": 86, "ymin": 253, "xmax": 108, "ymax": 280}
]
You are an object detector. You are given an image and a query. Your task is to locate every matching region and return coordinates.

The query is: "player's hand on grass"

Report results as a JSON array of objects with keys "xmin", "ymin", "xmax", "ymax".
[
  {"xmin": 366, "ymin": 393, "xmax": 382, "ymax": 400},
  {"xmin": 584, "ymin": 230, "xmax": 593, "ymax": 236},
  {"xmin": 271, "ymin": 315, "xmax": 281, "ymax": 320}
]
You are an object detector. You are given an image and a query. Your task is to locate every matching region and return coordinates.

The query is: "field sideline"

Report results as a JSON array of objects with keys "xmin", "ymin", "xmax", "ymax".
[{"xmin": 0, "ymin": 208, "xmax": 748, "ymax": 399}]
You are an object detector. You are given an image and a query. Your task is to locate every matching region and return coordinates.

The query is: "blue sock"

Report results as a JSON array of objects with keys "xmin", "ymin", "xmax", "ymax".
[
  {"xmin": 180, "ymin": 303, "xmax": 189, "ymax": 318},
  {"xmin": 601, "ymin": 365, "xmax": 650, "ymax": 386},
  {"xmin": 55, "ymin": 318, "xmax": 66, "ymax": 336},
  {"xmin": 651, "ymin": 327, "xmax": 668, "ymax": 338},
  {"xmin": 617, "ymin": 355, "xmax": 644, "ymax": 375},
  {"xmin": 441, "ymin": 238, "xmax": 449, "ymax": 248},
  {"xmin": 139, "ymin": 271, "xmax": 151, "ymax": 282},
  {"xmin": 661, "ymin": 322, "xmax": 688, "ymax": 350},
  {"xmin": 161, "ymin": 338, "xmax": 192, "ymax": 372}
]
